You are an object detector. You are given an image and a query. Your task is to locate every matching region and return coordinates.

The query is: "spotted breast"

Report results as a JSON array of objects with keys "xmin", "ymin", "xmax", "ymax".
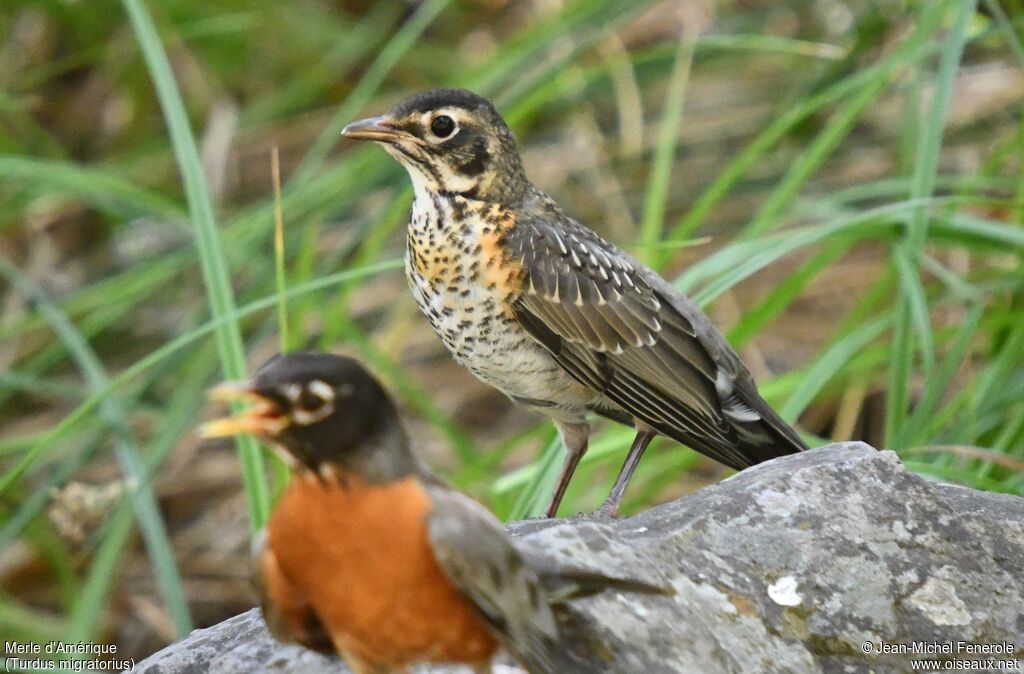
[{"xmin": 405, "ymin": 190, "xmax": 596, "ymax": 421}]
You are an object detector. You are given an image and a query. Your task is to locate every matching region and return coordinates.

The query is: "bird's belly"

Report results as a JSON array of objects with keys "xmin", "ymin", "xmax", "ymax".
[
  {"xmin": 406, "ymin": 264, "xmax": 593, "ymax": 419},
  {"xmin": 266, "ymin": 476, "xmax": 497, "ymax": 666}
]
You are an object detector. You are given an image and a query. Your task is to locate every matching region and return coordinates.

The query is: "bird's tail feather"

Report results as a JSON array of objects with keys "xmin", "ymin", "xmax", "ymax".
[{"xmin": 542, "ymin": 568, "xmax": 673, "ymax": 604}]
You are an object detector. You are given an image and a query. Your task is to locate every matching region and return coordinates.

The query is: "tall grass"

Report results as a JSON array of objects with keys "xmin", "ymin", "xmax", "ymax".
[
  {"xmin": 1, "ymin": 0, "xmax": 1022, "ymax": 662},
  {"xmin": 887, "ymin": 0, "xmax": 977, "ymax": 446},
  {"xmin": 120, "ymin": 0, "xmax": 271, "ymax": 537}
]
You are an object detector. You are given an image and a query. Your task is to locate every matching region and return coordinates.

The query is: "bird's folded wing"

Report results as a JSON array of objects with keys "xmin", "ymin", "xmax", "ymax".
[
  {"xmin": 505, "ymin": 210, "xmax": 804, "ymax": 468},
  {"xmin": 425, "ymin": 487, "xmax": 583, "ymax": 674}
]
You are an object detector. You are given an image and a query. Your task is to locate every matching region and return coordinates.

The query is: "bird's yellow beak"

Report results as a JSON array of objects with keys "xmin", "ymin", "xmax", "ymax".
[
  {"xmin": 341, "ymin": 115, "xmax": 417, "ymax": 145},
  {"xmin": 201, "ymin": 382, "xmax": 289, "ymax": 438}
]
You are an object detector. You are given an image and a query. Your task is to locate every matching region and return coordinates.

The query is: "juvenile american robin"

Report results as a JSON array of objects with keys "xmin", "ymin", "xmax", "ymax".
[
  {"xmin": 202, "ymin": 352, "xmax": 663, "ymax": 674},
  {"xmin": 341, "ymin": 89, "xmax": 808, "ymax": 517}
]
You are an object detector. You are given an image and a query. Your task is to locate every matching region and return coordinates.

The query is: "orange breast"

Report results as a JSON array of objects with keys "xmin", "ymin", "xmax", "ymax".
[
  {"xmin": 480, "ymin": 220, "xmax": 526, "ymax": 306},
  {"xmin": 263, "ymin": 474, "xmax": 498, "ymax": 667}
]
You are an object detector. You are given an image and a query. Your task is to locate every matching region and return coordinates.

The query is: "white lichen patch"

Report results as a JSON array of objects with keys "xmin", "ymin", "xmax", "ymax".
[
  {"xmin": 908, "ymin": 570, "xmax": 971, "ymax": 626},
  {"xmin": 768, "ymin": 576, "xmax": 802, "ymax": 607}
]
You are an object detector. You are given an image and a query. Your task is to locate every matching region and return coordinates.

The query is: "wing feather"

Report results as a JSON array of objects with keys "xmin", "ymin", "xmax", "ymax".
[
  {"xmin": 506, "ymin": 200, "xmax": 807, "ymax": 469},
  {"xmin": 425, "ymin": 487, "xmax": 588, "ymax": 674}
]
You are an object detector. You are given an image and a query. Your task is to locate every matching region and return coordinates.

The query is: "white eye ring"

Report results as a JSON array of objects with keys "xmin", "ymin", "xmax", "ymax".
[
  {"xmin": 308, "ymin": 380, "xmax": 335, "ymax": 401},
  {"xmin": 293, "ymin": 386, "xmax": 335, "ymax": 426},
  {"xmin": 281, "ymin": 383, "xmax": 302, "ymax": 402}
]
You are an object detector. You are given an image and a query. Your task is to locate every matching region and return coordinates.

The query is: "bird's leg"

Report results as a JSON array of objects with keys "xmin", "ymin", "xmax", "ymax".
[
  {"xmin": 546, "ymin": 420, "xmax": 589, "ymax": 518},
  {"xmin": 597, "ymin": 429, "xmax": 656, "ymax": 518}
]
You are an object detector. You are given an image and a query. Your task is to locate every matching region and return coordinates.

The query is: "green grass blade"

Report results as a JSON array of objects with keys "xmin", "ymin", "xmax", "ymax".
[
  {"xmin": 639, "ymin": 33, "xmax": 694, "ymax": 263},
  {"xmin": 0, "ymin": 595, "xmax": 68, "ymax": 644},
  {"xmin": 901, "ymin": 302, "xmax": 984, "ymax": 447},
  {"xmin": 727, "ymin": 239, "xmax": 850, "ymax": 348},
  {"xmin": 244, "ymin": 3, "xmax": 401, "ymax": 124},
  {"xmin": 982, "ymin": 0, "xmax": 1024, "ymax": 67},
  {"xmin": 0, "ymin": 371, "xmax": 85, "ymax": 401},
  {"xmin": 740, "ymin": 76, "xmax": 887, "ymax": 237},
  {"xmin": 938, "ymin": 211, "xmax": 1024, "ymax": 249},
  {"xmin": 993, "ymin": 404, "xmax": 1024, "ymax": 454},
  {"xmin": 885, "ymin": 294, "xmax": 915, "ymax": 447},
  {"xmin": 69, "ymin": 349, "xmax": 216, "ymax": 642},
  {"xmin": 468, "ymin": 0, "xmax": 644, "ymax": 98},
  {"xmin": 121, "ymin": 0, "xmax": 269, "ymax": 530},
  {"xmin": 0, "ymin": 434, "xmax": 101, "ymax": 554},
  {"xmin": 674, "ymin": 197, "xmax": 988, "ymax": 299},
  {"xmin": 68, "ymin": 500, "xmax": 136, "ymax": 644},
  {"xmin": 506, "ymin": 436, "xmax": 563, "ymax": 520},
  {"xmin": 889, "ymin": 0, "xmax": 976, "ymax": 446},
  {"xmin": 894, "ymin": 246, "xmax": 935, "ymax": 375},
  {"xmin": 906, "ymin": 0, "xmax": 976, "ymax": 252},
  {"xmin": 9, "ymin": 261, "xmax": 402, "ymax": 499},
  {"xmin": 271, "ymin": 146, "xmax": 290, "ymax": 352},
  {"xmin": 697, "ymin": 34, "xmax": 845, "ymax": 60},
  {"xmin": 780, "ymin": 315, "xmax": 890, "ymax": 423},
  {"xmin": 919, "ymin": 253, "xmax": 981, "ymax": 301},
  {"xmin": 923, "ymin": 350, "xmax": 1016, "ymax": 447},
  {"xmin": 292, "ymin": 0, "xmax": 453, "ymax": 183},
  {"xmin": 903, "ymin": 460, "xmax": 1019, "ymax": 493},
  {"xmin": 665, "ymin": 9, "xmax": 943, "ymax": 242},
  {"xmin": 496, "ymin": 425, "xmax": 638, "ymax": 502},
  {"xmin": 0, "ymin": 255, "xmax": 192, "ymax": 636},
  {"xmin": 0, "ymin": 155, "xmax": 186, "ymax": 222}
]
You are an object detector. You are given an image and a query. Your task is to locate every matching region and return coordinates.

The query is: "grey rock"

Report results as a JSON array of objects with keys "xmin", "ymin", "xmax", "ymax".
[{"xmin": 132, "ymin": 443, "xmax": 1024, "ymax": 674}]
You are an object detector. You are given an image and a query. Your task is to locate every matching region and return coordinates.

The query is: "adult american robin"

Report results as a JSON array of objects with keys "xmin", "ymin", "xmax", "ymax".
[
  {"xmin": 202, "ymin": 352, "xmax": 663, "ymax": 674},
  {"xmin": 342, "ymin": 88, "xmax": 808, "ymax": 517}
]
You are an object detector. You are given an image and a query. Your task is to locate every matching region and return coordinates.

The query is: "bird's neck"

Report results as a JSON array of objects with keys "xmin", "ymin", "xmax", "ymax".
[
  {"xmin": 406, "ymin": 168, "xmax": 528, "ymax": 222},
  {"xmin": 410, "ymin": 179, "xmax": 451, "ymax": 227},
  {"xmin": 297, "ymin": 427, "xmax": 420, "ymax": 485},
  {"xmin": 407, "ymin": 182, "xmax": 482, "ymax": 247}
]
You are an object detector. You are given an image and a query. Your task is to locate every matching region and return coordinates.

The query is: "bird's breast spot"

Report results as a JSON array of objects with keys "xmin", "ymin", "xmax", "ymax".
[
  {"xmin": 477, "ymin": 231, "xmax": 524, "ymax": 316},
  {"xmin": 412, "ymin": 253, "xmax": 456, "ymax": 287}
]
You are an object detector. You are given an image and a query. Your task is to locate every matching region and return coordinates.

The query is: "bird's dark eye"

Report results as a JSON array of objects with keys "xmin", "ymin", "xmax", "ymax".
[
  {"xmin": 298, "ymin": 389, "xmax": 323, "ymax": 412},
  {"xmin": 430, "ymin": 115, "xmax": 456, "ymax": 139}
]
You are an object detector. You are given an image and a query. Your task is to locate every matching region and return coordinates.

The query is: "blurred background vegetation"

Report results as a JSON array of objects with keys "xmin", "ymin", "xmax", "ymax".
[{"xmin": 1, "ymin": 0, "xmax": 1022, "ymax": 668}]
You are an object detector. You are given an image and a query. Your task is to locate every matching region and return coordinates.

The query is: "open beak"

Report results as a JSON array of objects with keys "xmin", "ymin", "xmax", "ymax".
[
  {"xmin": 201, "ymin": 382, "xmax": 289, "ymax": 438},
  {"xmin": 341, "ymin": 116, "xmax": 415, "ymax": 144}
]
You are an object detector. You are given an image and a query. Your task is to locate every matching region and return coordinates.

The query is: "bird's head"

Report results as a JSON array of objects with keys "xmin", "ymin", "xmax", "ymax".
[
  {"xmin": 202, "ymin": 352, "xmax": 410, "ymax": 479},
  {"xmin": 342, "ymin": 88, "xmax": 527, "ymax": 203}
]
